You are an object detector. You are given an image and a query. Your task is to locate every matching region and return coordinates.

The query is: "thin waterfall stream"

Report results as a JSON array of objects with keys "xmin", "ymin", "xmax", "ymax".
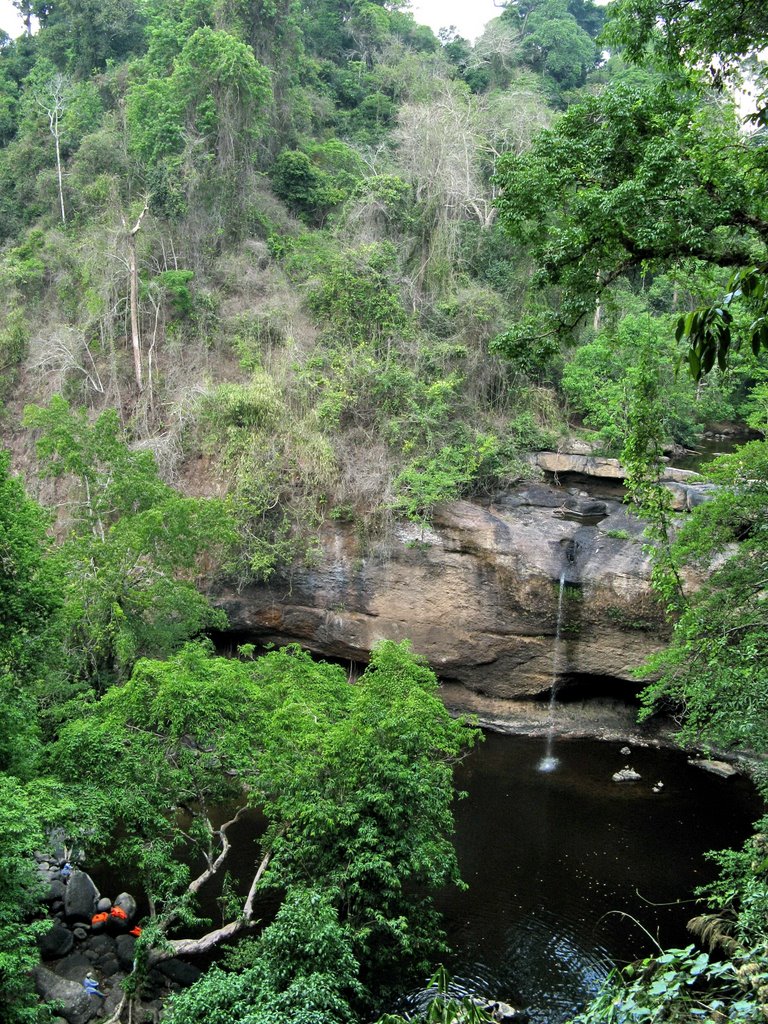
[{"xmin": 538, "ymin": 570, "xmax": 566, "ymax": 773}]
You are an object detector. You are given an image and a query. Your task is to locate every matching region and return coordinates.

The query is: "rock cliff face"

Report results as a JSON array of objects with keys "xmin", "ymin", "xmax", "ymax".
[{"xmin": 216, "ymin": 456, "xmax": 710, "ymax": 698}]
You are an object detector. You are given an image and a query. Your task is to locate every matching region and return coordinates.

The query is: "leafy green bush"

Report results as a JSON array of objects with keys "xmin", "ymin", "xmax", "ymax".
[
  {"xmin": 570, "ymin": 944, "xmax": 760, "ymax": 1024},
  {"xmin": 561, "ymin": 314, "xmax": 738, "ymax": 454},
  {"xmin": 308, "ymin": 242, "xmax": 412, "ymax": 348}
]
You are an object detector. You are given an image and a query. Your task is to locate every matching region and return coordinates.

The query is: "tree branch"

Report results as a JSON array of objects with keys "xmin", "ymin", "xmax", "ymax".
[{"xmin": 148, "ymin": 843, "xmax": 273, "ymax": 966}]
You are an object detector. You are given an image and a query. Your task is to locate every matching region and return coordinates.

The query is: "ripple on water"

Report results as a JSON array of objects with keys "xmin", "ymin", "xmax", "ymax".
[{"xmin": 432, "ymin": 732, "xmax": 760, "ymax": 1024}]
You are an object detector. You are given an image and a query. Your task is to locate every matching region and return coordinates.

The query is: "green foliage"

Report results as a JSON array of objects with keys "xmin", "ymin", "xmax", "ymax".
[
  {"xmin": 126, "ymin": 24, "xmax": 272, "ymax": 221},
  {"xmin": 271, "ymin": 141, "xmax": 364, "ymax": 224},
  {"xmin": 638, "ymin": 441, "xmax": 768, "ymax": 750},
  {"xmin": 0, "ymin": 774, "xmax": 59, "ymax": 1024},
  {"xmin": 562, "ymin": 313, "xmax": 737, "ymax": 453},
  {"xmin": 271, "ymin": 148, "xmax": 345, "ymax": 222},
  {"xmin": 570, "ymin": 943, "xmax": 759, "ymax": 1024},
  {"xmin": 2, "ymin": 229, "xmax": 47, "ymax": 294},
  {"xmin": 743, "ymin": 374, "xmax": 768, "ymax": 436},
  {"xmin": 0, "ymin": 307, "xmax": 29, "ymax": 400},
  {"xmin": 49, "ymin": 639, "xmax": 477, "ymax": 1011},
  {"xmin": 603, "ymin": 0, "xmax": 768, "ymax": 87},
  {"xmin": 255, "ymin": 639, "xmax": 478, "ymax": 992},
  {"xmin": 152, "ymin": 269, "xmax": 195, "ymax": 319},
  {"xmin": 521, "ymin": 0, "xmax": 599, "ymax": 90},
  {"xmin": 0, "ymin": 449, "xmax": 58, "ymax": 686},
  {"xmin": 22, "ymin": 397, "xmax": 235, "ymax": 692},
  {"xmin": 391, "ymin": 444, "xmax": 474, "ymax": 523},
  {"xmin": 620, "ymin": 341, "xmax": 686, "ymax": 614},
  {"xmin": 35, "ymin": 0, "xmax": 146, "ymax": 77},
  {"xmin": 165, "ymin": 888, "xmax": 361, "ymax": 1024},
  {"xmin": 493, "ymin": 77, "xmax": 764, "ymax": 351},
  {"xmin": 196, "ymin": 373, "xmax": 335, "ymax": 581},
  {"xmin": 307, "ymin": 242, "xmax": 412, "ymax": 349},
  {"xmin": 378, "ymin": 966, "xmax": 495, "ymax": 1023},
  {"xmin": 676, "ymin": 262, "xmax": 768, "ymax": 381}
]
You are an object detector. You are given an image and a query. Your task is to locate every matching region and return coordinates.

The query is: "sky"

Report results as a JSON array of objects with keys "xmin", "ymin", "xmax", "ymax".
[
  {"xmin": 0, "ymin": 1, "xmax": 23, "ymax": 39},
  {"xmin": 0, "ymin": 0, "xmax": 505, "ymax": 43},
  {"xmin": 409, "ymin": 0, "xmax": 505, "ymax": 41}
]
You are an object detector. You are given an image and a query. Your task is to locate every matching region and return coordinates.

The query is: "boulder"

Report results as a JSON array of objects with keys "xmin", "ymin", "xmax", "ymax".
[
  {"xmin": 55, "ymin": 952, "xmax": 93, "ymax": 982},
  {"xmin": 472, "ymin": 997, "xmax": 526, "ymax": 1021},
  {"xmin": 39, "ymin": 922, "xmax": 75, "ymax": 960},
  {"xmin": 157, "ymin": 958, "xmax": 203, "ymax": 986},
  {"xmin": 113, "ymin": 892, "xmax": 137, "ymax": 922},
  {"xmin": 64, "ymin": 872, "xmax": 99, "ymax": 923},
  {"xmin": 115, "ymin": 934, "xmax": 137, "ymax": 971},
  {"xmin": 96, "ymin": 897, "xmax": 112, "ymax": 913},
  {"xmin": 97, "ymin": 955, "xmax": 121, "ymax": 978},
  {"xmin": 46, "ymin": 879, "xmax": 67, "ymax": 903},
  {"xmin": 688, "ymin": 758, "xmax": 738, "ymax": 778},
  {"xmin": 86, "ymin": 934, "xmax": 116, "ymax": 957},
  {"xmin": 101, "ymin": 987, "xmax": 124, "ymax": 1018},
  {"xmin": 612, "ymin": 766, "xmax": 642, "ymax": 782},
  {"xmin": 33, "ymin": 966, "xmax": 96, "ymax": 1024},
  {"xmin": 531, "ymin": 452, "xmax": 625, "ymax": 479}
]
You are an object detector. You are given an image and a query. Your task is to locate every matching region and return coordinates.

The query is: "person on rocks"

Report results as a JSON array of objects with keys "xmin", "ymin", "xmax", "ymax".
[{"xmin": 83, "ymin": 972, "xmax": 106, "ymax": 999}]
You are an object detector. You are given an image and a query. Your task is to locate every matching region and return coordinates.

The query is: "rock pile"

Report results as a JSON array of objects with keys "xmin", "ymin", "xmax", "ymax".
[{"xmin": 32, "ymin": 853, "xmax": 199, "ymax": 1023}]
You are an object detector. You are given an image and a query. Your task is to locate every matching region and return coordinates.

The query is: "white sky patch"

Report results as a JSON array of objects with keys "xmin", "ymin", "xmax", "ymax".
[
  {"xmin": 408, "ymin": 0, "xmax": 506, "ymax": 42},
  {"xmin": 0, "ymin": 0, "xmax": 24, "ymax": 39}
]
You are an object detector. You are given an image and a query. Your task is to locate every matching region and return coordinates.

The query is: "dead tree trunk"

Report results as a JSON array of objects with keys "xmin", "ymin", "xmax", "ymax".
[{"xmin": 122, "ymin": 202, "xmax": 149, "ymax": 392}]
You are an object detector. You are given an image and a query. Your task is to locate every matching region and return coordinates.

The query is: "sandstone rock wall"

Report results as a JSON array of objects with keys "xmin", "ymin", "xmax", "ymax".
[{"xmin": 216, "ymin": 469, "xmax": 698, "ymax": 698}]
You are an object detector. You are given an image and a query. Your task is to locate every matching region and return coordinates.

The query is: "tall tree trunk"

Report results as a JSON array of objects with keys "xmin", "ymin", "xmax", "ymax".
[
  {"xmin": 54, "ymin": 118, "xmax": 65, "ymax": 226},
  {"xmin": 122, "ymin": 202, "xmax": 149, "ymax": 392}
]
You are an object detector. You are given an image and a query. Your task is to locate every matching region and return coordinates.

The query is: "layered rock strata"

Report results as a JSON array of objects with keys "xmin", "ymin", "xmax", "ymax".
[{"xmin": 217, "ymin": 458, "xmax": 713, "ymax": 696}]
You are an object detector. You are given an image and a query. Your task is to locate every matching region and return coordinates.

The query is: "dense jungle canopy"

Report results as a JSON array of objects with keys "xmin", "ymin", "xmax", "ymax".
[{"xmin": 1, "ymin": 0, "xmax": 768, "ymax": 1021}]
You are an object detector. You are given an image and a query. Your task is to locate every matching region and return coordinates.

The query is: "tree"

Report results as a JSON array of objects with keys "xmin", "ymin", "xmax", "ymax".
[
  {"xmin": 32, "ymin": 69, "xmax": 67, "ymax": 224},
  {"xmin": 520, "ymin": 0, "xmax": 598, "ymax": 90},
  {"xmin": 121, "ymin": 198, "xmax": 149, "ymax": 391},
  {"xmin": 596, "ymin": 0, "xmax": 768, "ymax": 381},
  {"xmin": 0, "ymin": 449, "xmax": 58, "ymax": 682},
  {"xmin": 603, "ymin": 0, "xmax": 768, "ymax": 89},
  {"xmin": 49, "ymin": 640, "xmax": 477, "ymax": 1017},
  {"xmin": 22, "ymin": 397, "xmax": 237, "ymax": 693},
  {"xmin": 33, "ymin": 0, "xmax": 146, "ymax": 77},
  {"xmin": 164, "ymin": 887, "xmax": 362, "ymax": 1024},
  {"xmin": 561, "ymin": 313, "xmax": 739, "ymax": 452},
  {"xmin": 0, "ymin": 775, "xmax": 61, "ymax": 1024},
  {"xmin": 492, "ymin": 76, "xmax": 766, "ymax": 358}
]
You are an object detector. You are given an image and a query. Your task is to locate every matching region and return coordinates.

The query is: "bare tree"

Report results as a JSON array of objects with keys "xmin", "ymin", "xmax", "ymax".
[
  {"xmin": 121, "ymin": 199, "xmax": 150, "ymax": 392},
  {"xmin": 35, "ymin": 73, "xmax": 68, "ymax": 226},
  {"xmin": 30, "ymin": 327, "xmax": 105, "ymax": 396}
]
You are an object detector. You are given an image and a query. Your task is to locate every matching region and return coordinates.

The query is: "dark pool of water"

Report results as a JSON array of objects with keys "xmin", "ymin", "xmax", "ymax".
[
  {"xmin": 427, "ymin": 732, "xmax": 761, "ymax": 1024},
  {"xmin": 669, "ymin": 434, "xmax": 749, "ymax": 473}
]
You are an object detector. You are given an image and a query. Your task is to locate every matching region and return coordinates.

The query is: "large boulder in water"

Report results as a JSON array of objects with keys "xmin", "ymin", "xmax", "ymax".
[
  {"xmin": 33, "ymin": 966, "xmax": 96, "ymax": 1024},
  {"xmin": 64, "ymin": 871, "xmax": 99, "ymax": 923}
]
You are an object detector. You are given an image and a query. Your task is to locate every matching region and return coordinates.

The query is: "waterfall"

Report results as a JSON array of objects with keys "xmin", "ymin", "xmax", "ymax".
[{"xmin": 538, "ymin": 570, "xmax": 566, "ymax": 773}]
